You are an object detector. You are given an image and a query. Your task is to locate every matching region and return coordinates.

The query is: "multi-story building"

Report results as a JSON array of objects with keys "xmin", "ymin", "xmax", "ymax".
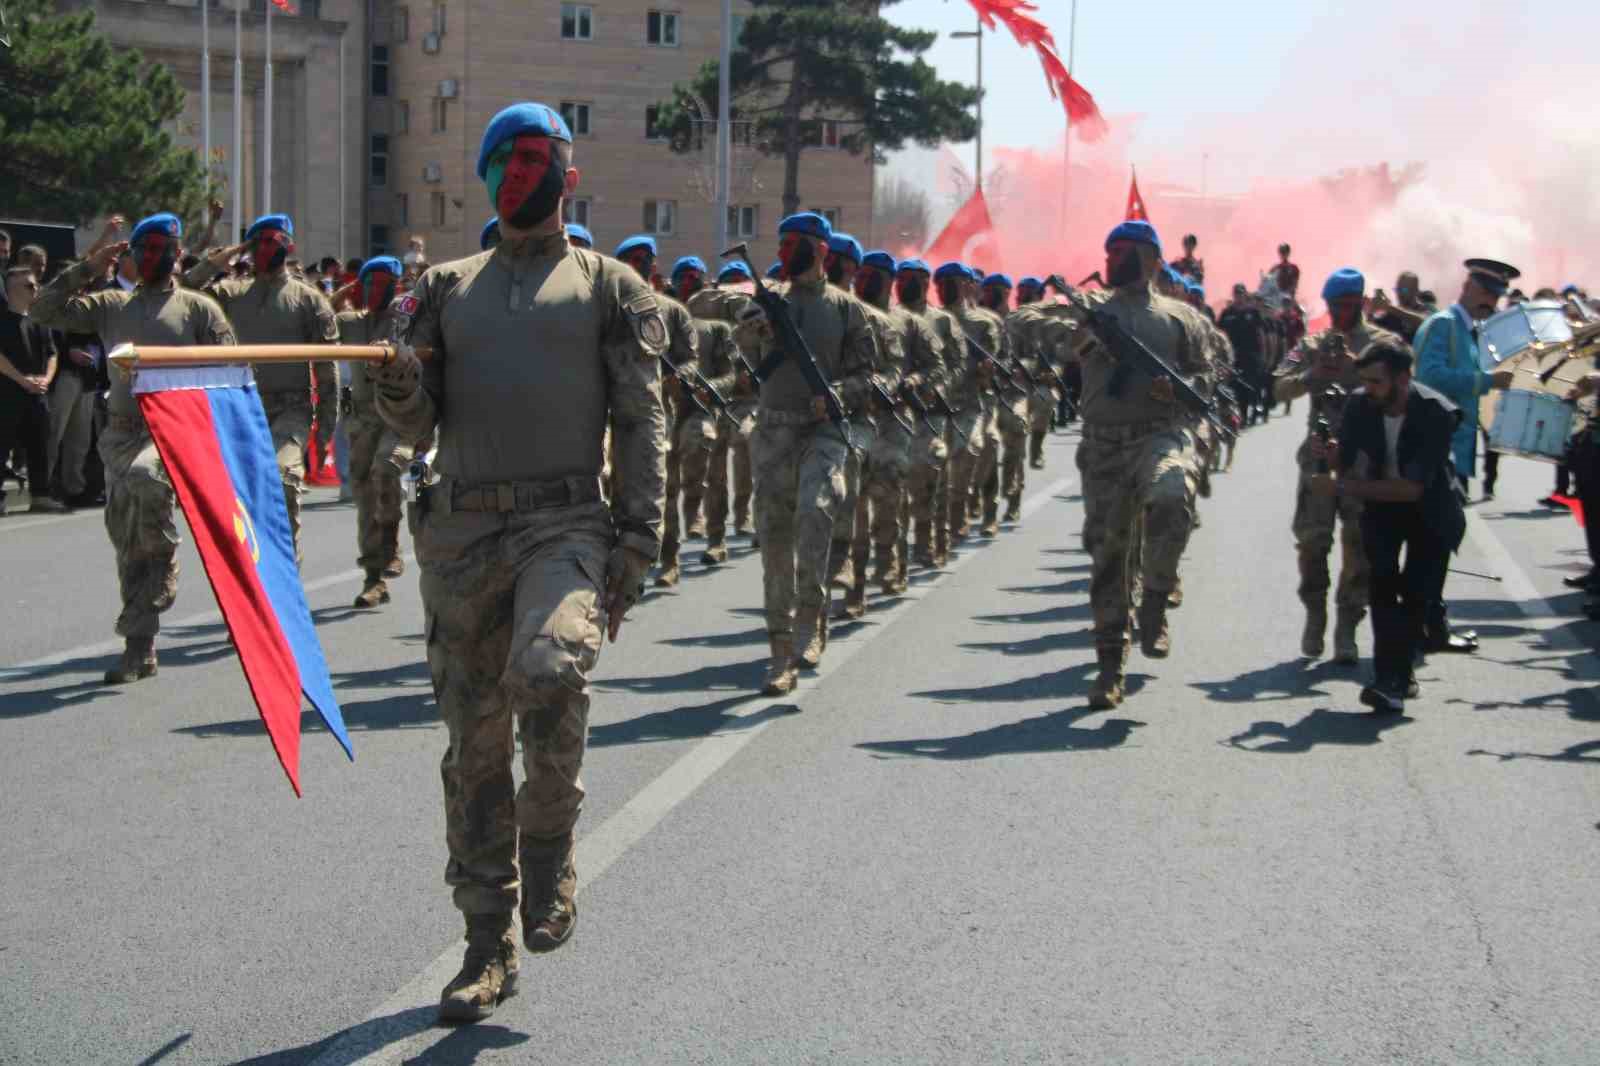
[{"xmin": 71, "ymin": 0, "xmax": 873, "ymax": 269}]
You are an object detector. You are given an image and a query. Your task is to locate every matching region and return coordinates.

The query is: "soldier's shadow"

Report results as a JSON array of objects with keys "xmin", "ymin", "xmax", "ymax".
[
  {"xmin": 960, "ymin": 627, "xmax": 1095, "ymax": 658},
  {"xmin": 912, "ymin": 661, "xmax": 1144, "ymax": 705},
  {"xmin": 589, "ymin": 691, "xmax": 796, "ymax": 748},
  {"xmin": 858, "ymin": 706, "xmax": 1144, "ymax": 761},
  {"xmin": 999, "ymin": 577, "xmax": 1090, "ymax": 596},
  {"xmin": 1223, "ymin": 707, "xmax": 1413, "ymax": 754},
  {"xmin": 1192, "ymin": 657, "xmax": 1351, "ymax": 704},
  {"xmin": 228, "ymin": 1008, "xmax": 526, "ymax": 1065},
  {"xmin": 973, "ymin": 601, "xmax": 1094, "ymax": 626}
]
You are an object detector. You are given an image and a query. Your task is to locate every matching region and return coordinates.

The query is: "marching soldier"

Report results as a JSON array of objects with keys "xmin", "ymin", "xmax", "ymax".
[
  {"xmin": 823, "ymin": 232, "xmax": 870, "ymax": 598},
  {"xmin": 688, "ymin": 261, "xmax": 760, "ymax": 554},
  {"xmin": 31, "ymin": 212, "xmax": 236, "ymax": 683},
  {"xmin": 894, "ymin": 258, "xmax": 959, "ymax": 568},
  {"xmin": 370, "ymin": 103, "xmax": 668, "ymax": 1023},
  {"xmin": 668, "ymin": 255, "xmax": 740, "ymax": 565},
  {"xmin": 935, "ymin": 263, "xmax": 1002, "ymax": 546}
]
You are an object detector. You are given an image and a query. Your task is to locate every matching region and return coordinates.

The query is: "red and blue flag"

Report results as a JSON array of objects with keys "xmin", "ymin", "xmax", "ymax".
[{"xmin": 135, "ymin": 367, "xmax": 351, "ymax": 795}]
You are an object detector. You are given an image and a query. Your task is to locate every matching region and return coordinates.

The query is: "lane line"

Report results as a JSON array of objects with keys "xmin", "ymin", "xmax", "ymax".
[
  {"xmin": 0, "ymin": 511, "xmax": 98, "ymax": 534},
  {"xmin": 1462, "ymin": 510, "xmax": 1557, "ymax": 619},
  {"xmin": 309, "ymin": 469, "xmax": 1080, "ymax": 1066}
]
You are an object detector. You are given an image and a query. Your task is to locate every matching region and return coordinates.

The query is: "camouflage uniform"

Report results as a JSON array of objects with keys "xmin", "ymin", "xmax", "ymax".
[
  {"xmin": 1016, "ymin": 306, "xmax": 1071, "ymax": 467},
  {"xmin": 944, "ymin": 302, "xmax": 1003, "ymax": 544},
  {"xmin": 31, "ymin": 258, "xmax": 235, "ymax": 680},
  {"xmin": 1074, "ymin": 281, "xmax": 1212, "ymax": 705},
  {"xmin": 897, "ymin": 295, "xmax": 960, "ymax": 566},
  {"xmin": 188, "ymin": 260, "xmax": 339, "ymax": 561},
  {"xmin": 837, "ymin": 297, "xmax": 909, "ymax": 613},
  {"xmin": 373, "ymin": 232, "xmax": 667, "ymax": 944},
  {"xmin": 827, "ymin": 285, "xmax": 886, "ymax": 599},
  {"xmin": 687, "ymin": 286, "xmax": 759, "ymax": 545},
  {"xmin": 652, "ymin": 293, "xmax": 704, "ymax": 585},
  {"xmin": 337, "ymin": 309, "xmax": 412, "ymax": 605},
  {"xmin": 1274, "ymin": 319, "xmax": 1399, "ymax": 659}
]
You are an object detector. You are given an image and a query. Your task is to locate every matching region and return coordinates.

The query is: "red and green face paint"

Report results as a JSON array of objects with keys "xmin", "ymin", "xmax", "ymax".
[
  {"xmin": 673, "ymin": 269, "xmax": 703, "ymax": 302},
  {"xmin": 484, "ymin": 134, "xmax": 566, "ymax": 229},
  {"xmin": 778, "ymin": 233, "xmax": 819, "ymax": 280},
  {"xmin": 132, "ymin": 233, "xmax": 177, "ymax": 285},
  {"xmin": 362, "ymin": 269, "xmax": 398, "ymax": 313},
  {"xmin": 855, "ymin": 267, "xmax": 888, "ymax": 304},
  {"xmin": 620, "ymin": 248, "xmax": 655, "ymax": 280},
  {"xmin": 1328, "ymin": 295, "xmax": 1363, "ymax": 332},
  {"xmin": 251, "ymin": 229, "xmax": 292, "ymax": 275},
  {"xmin": 895, "ymin": 272, "xmax": 926, "ymax": 306}
]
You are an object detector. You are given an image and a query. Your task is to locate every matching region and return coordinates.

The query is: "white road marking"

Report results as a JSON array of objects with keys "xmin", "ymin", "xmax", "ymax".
[
  {"xmin": 1462, "ymin": 510, "xmax": 1557, "ymax": 618},
  {"xmin": 0, "ymin": 510, "xmax": 97, "ymax": 533},
  {"xmin": 307, "ymin": 470, "xmax": 1079, "ymax": 1066}
]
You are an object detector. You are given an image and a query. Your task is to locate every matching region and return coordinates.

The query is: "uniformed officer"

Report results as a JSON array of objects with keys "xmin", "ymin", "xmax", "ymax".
[
  {"xmin": 336, "ymin": 255, "xmax": 413, "ymax": 608},
  {"xmin": 187, "ymin": 214, "xmax": 339, "ymax": 562},
  {"xmin": 746, "ymin": 212, "xmax": 875, "ymax": 694},
  {"xmin": 1014, "ymin": 276, "xmax": 1059, "ymax": 470},
  {"xmin": 565, "ymin": 222, "xmax": 594, "ymax": 250},
  {"xmin": 668, "ymin": 254, "xmax": 739, "ymax": 565},
  {"xmin": 823, "ymin": 232, "xmax": 869, "ymax": 596},
  {"xmin": 984, "ymin": 272, "xmax": 1035, "ymax": 523},
  {"xmin": 31, "ymin": 212, "xmax": 236, "ymax": 683},
  {"xmin": 689, "ymin": 261, "xmax": 760, "ymax": 551},
  {"xmin": 370, "ymin": 102, "xmax": 668, "ymax": 1023},
  {"xmin": 936, "ymin": 262, "xmax": 1002, "ymax": 546},
  {"xmin": 894, "ymin": 258, "xmax": 959, "ymax": 568},
  {"xmin": 1072, "ymin": 221, "xmax": 1212, "ymax": 709}
]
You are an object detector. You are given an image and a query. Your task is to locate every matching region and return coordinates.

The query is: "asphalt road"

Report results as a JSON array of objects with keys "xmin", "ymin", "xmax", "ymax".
[{"xmin": 2, "ymin": 414, "xmax": 1597, "ymax": 1065}]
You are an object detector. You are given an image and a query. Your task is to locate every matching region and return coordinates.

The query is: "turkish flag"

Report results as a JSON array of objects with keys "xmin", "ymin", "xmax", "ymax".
[
  {"xmin": 924, "ymin": 188, "xmax": 1001, "ymax": 269},
  {"xmin": 1126, "ymin": 170, "xmax": 1149, "ymax": 221},
  {"xmin": 270, "ymin": 0, "xmax": 298, "ymax": 13}
]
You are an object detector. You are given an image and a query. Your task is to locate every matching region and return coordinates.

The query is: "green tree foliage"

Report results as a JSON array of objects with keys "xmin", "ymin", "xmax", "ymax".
[
  {"xmin": 0, "ymin": 0, "xmax": 207, "ymax": 226},
  {"xmin": 656, "ymin": 0, "xmax": 980, "ymax": 221}
]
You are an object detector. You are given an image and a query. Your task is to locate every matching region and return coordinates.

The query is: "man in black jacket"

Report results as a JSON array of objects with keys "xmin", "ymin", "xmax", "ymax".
[{"xmin": 1309, "ymin": 340, "xmax": 1464, "ymax": 714}]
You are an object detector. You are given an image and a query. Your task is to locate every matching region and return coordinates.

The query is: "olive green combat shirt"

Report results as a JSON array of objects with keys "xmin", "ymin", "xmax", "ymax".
[
  {"xmin": 1074, "ymin": 283, "xmax": 1213, "ymax": 427},
  {"xmin": 749, "ymin": 274, "xmax": 876, "ymax": 418},
  {"xmin": 185, "ymin": 261, "xmax": 339, "ymax": 400}
]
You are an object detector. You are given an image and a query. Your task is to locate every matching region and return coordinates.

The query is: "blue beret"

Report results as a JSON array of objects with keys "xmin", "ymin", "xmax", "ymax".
[
  {"xmin": 1017, "ymin": 276, "xmax": 1044, "ymax": 290},
  {"xmin": 479, "ymin": 216, "xmax": 501, "ymax": 251},
  {"xmin": 935, "ymin": 261, "xmax": 972, "ymax": 282},
  {"xmin": 1561, "ymin": 283, "xmax": 1580, "ymax": 296},
  {"xmin": 827, "ymin": 233, "xmax": 863, "ymax": 265},
  {"xmin": 671, "ymin": 255, "xmax": 708, "ymax": 278},
  {"xmin": 614, "ymin": 234, "xmax": 657, "ymax": 259},
  {"xmin": 131, "ymin": 212, "xmax": 182, "ymax": 242},
  {"xmin": 245, "ymin": 213, "xmax": 294, "ymax": 240},
  {"xmin": 1161, "ymin": 264, "xmax": 1184, "ymax": 286},
  {"xmin": 359, "ymin": 255, "xmax": 403, "ymax": 281},
  {"xmin": 1104, "ymin": 220, "xmax": 1161, "ymax": 256},
  {"xmin": 1321, "ymin": 267, "xmax": 1365, "ymax": 300},
  {"xmin": 717, "ymin": 261, "xmax": 752, "ymax": 282},
  {"xmin": 861, "ymin": 251, "xmax": 896, "ymax": 273},
  {"xmin": 766, "ymin": 261, "xmax": 783, "ymax": 279},
  {"xmin": 1186, "ymin": 279, "xmax": 1205, "ymax": 297},
  {"xmin": 897, "ymin": 258, "xmax": 931, "ymax": 275},
  {"xmin": 476, "ymin": 102, "xmax": 572, "ymax": 181},
  {"xmin": 778, "ymin": 212, "xmax": 832, "ymax": 241},
  {"xmin": 565, "ymin": 222, "xmax": 593, "ymax": 248},
  {"xmin": 983, "ymin": 273, "xmax": 1014, "ymax": 289}
]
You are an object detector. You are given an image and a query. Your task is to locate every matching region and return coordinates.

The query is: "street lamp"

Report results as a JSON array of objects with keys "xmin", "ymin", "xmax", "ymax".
[{"xmin": 950, "ymin": 15, "xmax": 983, "ymax": 193}]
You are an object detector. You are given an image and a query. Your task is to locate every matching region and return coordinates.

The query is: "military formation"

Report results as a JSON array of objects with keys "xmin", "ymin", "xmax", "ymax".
[{"xmin": 28, "ymin": 99, "xmax": 1450, "ymax": 1026}]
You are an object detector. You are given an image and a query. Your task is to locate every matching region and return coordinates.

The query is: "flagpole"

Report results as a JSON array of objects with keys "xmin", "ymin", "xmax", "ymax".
[
  {"xmin": 232, "ymin": 0, "xmax": 243, "ymax": 243},
  {"xmin": 950, "ymin": 15, "xmax": 984, "ymax": 195},
  {"xmin": 202, "ymin": 0, "xmax": 211, "ymax": 200},
  {"xmin": 109, "ymin": 343, "xmax": 432, "ymax": 370},
  {"xmin": 338, "ymin": 29, "xmax": 346, "ymax": 262},
  {"xmin": 1061, "ymin": 0, "xmax": 1076, "ymax": 238},
  {"xmin": 264, "ymin": 0, "xmax": 273, "ymax": 213},
  {"xmin": 715, "ymin": 0, "xmax": 731, "ymax": 253}
]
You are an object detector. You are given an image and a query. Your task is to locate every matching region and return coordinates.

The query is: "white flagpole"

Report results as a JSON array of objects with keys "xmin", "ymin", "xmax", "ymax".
[
  {"xmin": 232, "ymin": 0, "xmax": 243, "ymax": 242},
  {"xmin": 264, "ymin": 1, "xmax": 273, "ymax": 213},
  {"xmin": 202, "ymin": 0, "xmax": 211, "ymax": 200},
  {"xmin": 338, "ymin": 30, "xmax": 346, "ymax": 263},
  {"xmin": 715, "ymin": 0, "xmax": 731, "ymax": 253}
]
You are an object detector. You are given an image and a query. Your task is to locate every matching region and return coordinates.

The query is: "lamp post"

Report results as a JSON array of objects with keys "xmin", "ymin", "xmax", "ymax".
[
  {"xmin": 950, "ymin": 13, "xmax": 983, "ymax": 193},
  {"xmin": 1061, "ymin": 0, "xmax": 1076, "ymax": 236}
]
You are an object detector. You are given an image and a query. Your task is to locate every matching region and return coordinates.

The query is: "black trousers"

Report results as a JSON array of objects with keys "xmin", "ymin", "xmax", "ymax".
[
  {"xmin": 1572, "ymin": 436, "xmax": 1600, "ymax": 570},
  {"xmin": 0, "ymin": 385, "xmax": 51, "ymax": 498},
  {"xmin": 1363, "ymin": 506, "xmax": 1451, "ymax": 686}
]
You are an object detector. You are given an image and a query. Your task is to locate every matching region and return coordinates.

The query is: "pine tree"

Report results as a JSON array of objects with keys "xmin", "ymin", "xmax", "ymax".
[
  {"xmin": 0, "ymin": 0, "xmax": 207, "ymax": 225},
  {"xmin": 656, "ymin": 0, "xmax": 980, "ymax": 221}
]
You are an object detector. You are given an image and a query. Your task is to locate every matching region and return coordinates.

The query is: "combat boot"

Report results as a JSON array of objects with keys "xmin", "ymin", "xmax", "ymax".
[
  {"xmin": 762, "ymin": 634, "xmax": 797, "ymax": 695},
  {"xmin": 1332, "ymin": 606, "xmax": 1364, "ymax": 665},
  {"xmin": 104, "ymin": 637, "xmax": 157, "ymax": 685},
  {"xmin": 980, "ymin": 503, "xmax": 1000, "ymax": 538},
  {"xmin": 1138, "ymin": 592, "xmax": 1171, "ymax": 658},
  {"xmin": 353, "ymin": 574, "xmax": 390, "ymax": 609},
  {"xmin": 828, "ymin": 539, "xmax": 856, "ymax": 590},
  {"xmin": 438, "ymin": 915, "xmax": 519, "ymax": 1023},
  {"xmin": 1088, "ymin": 647, "xmax": 1126, "ymax": 709},
  {"xmin": 684, "ymin": 494, "xmax": 706, "ymax": 539},
  {"xmin": 733, "ymin": 500, "xmax": 752, "ymax": 536},
  {"xmin": 1029, "ymin": 430, "xmax": 1047, "ymax": 469},
  {"xmin": 520, "ymin": 832, "xmax": 578, "ymax": 953},
  {"xmin": 1167, "ymin": 578, "xmax": 1185, "ymax": 609},
  {"xmin": 794, "ymin": 604, "xmax": 827, "ymax": 669},
  {"xmin": 1301, "ymin": 603, "xmax": 1327, "ymax": 658},
  {"xmin": 842, "ymin": 572, "xmax": 867, "ymax": 619},
  {"xmin": 913, "ymin": 519, "xmax": 936, "ymax": 568},
  {"xmin": 654, "ymin": 537, "xmax": 680, "ymax": 587},
  {"xmin": 701, "ymin": 541, "xmax": 729, "ymax": 566},
  {"xmin": 1002, "ymin": 494, "xmax": 1022, "ymax": 524}
]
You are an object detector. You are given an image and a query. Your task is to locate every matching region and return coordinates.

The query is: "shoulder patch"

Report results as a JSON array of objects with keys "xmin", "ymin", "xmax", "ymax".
[
  {"xmin": 625, "ymin": 293, "xmax": 668, "ymax": 351},
  {"xmin": 392, "ymin": 293, "xmax": 420, "ymax": 318}
]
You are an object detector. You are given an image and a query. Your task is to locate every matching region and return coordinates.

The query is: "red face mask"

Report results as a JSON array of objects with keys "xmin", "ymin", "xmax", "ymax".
[
  {"xmin": 362, "ymin": 269, "xmax": 397, "ymax": 313},
  {"xmin": 1329, "ymin": 296, "xmax": 1363, "ymax": 332},
  {"xmin": 674, "ymin": 270, "xmax": 703, "ymax": 302},
  {"xmin": 489, "ymin": 134, "xmax": 564, "ymax": 225},
  {"xmin": 778, "ymin": 234, "xmax": 818, "ymax": 280},
  {"xmin": 620, "ymin": 249, "xmax": 655, "ymax": 279},
  {"xmin": 133, "ymin": 233, "xmax": 176, "ymax": 284},
  {"xmin": 854, "ymin": 268, "xmax": 887, "ymax": 303},
  {"xmin": 252, "ymin": 230, "xmax": 292, "ymax": 275}
]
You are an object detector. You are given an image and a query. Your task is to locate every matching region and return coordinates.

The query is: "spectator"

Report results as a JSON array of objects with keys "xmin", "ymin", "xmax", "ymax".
[
  {"xmin": 47, "ymin": 260, "xmax": 103, "ymax": 507},
  {"xmin": 0, "ymin": 267, "xmax": 66, "ymax": 514},
  {"xmin": 0, "ymin": 228, "xmax": 12, "ymax": 271}
]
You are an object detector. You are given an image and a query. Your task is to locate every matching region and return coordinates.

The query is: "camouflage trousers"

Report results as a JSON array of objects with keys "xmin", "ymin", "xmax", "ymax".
[
  {"xmin": 1078, "ymin": 421, "xmax": 1199, "ymax": 656},
  {"xmin": 857, "ymin": 418, "xmax": 915, "ymax": 578},
  {"xmin": 259, "ymin": 391, "xmax": 313, "ymax": 563},
  {"xmin": 705, "ymin": 404, "xmax": 755, "ymax": 542},
  {"xmin": 1293, "ymin": 467, "xmax": 1369, "ymax": 611},
  {"xmin": 832, "ymin": 418, "xmax": 878, "ymax": 544},
  {"xmin": 100, "ymin": 422, "xmax": 180, "ymax": 639},
  {"xmin": 946, "ymin": 407, "xmax": 994, "ymax": 536},
  {"xmin": 751, "ymin": 411, "xmax": 850, "ymax": 636},
  {"xmin": 415, "ymin": 499, "xmax": 611, "ymax": 918},
  {"xmin": 1028, "ymin": 388, "xmax": 1058, "ymax": 433},
  {"xmin": 664, "ymin": 411, "xmax": 719, "ymax": 557},
  {"xmin": 998, "ymin": 394, "xmax": 1030, "ymax": 503},
  {"xmin": 347, "ymin": 415, "xmax": 407, "ymax": 575},
  {"xmin": 906, "ymin": 417, "xmax": 950, "ymax": 557}
]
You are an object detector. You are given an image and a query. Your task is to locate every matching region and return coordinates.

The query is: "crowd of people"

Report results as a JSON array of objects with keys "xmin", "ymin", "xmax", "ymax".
[{"xmin": 8, "ymin": 97, "xmax": 1599, "ymax": 1025}]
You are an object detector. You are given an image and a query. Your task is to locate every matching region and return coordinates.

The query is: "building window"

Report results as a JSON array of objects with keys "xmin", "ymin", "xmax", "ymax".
[
  {"xmin": 370, "ymin": 44, "xmax": 389, "ymax": 96},
  {"xmin": 396, "ymin": 192, "xmax": 409, "ymax": 227},
  {"xmin": 561, "ymin": 4, "xmax": 593, "ymax": 40},
  {"xmin": 559, "ymin": 101, "xmax": 591, "ymax": 137},
  {"xmin": 431, "ymin": 192, "xmax": 446, "ymax": 228},
  {"xmin": 431, "ymin": 97, "xmax": 449, "ymax": 132},
  {"xmin": 808, "ymin": 206, "xmax": 841, "ymax": 228},
  {"xmin": 392, "ymin": 6, "xmax": 409, "ymax": 42},
  {"xmin": 395, "ymin": 100, "xmax": 409, "ymax": 134},
  {"xmin": 727, "ymin": 204, "xmax": 757, "ymax": 239},
  {"xmin": 370, "ymin": 224, "xmax": 391, "ymax": 254},
  {"xmin": 370, "ymin": 133, "xmax": 389, "ymax": 185},
  {"xmin": 730, "ymin": 13, "xmax": 745, "ymax": 43},
  {"xmin": 807, "ymin": 120, "xmax": 841, "ymax": 149},
  {"xmin": 644, "ymin": 105, "xmax": 665, "ymax": 141},
  {"xmin": 562, "ymin": 198, "xmax": 592, "ymax": 227},
  {"xmin": 432, "ymin": 2, "xmax": 446, "ymax": 35},
  {"xmin": 646, "ymin": 10, "xmax": 679, "ymax": 46},
  {"xmin": 643, "ymin": 199, "xmax": 676, "ymax": 235}
]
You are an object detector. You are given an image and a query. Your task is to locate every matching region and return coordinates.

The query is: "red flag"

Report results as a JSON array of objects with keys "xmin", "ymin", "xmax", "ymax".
[
  {"xmin": 1551, "ymin": 495, "xmax": 1586, "ymax": 526},
  {"xmin": 1125, "ymin": 169, "xmax": 1149, "ymax": 221},
  {"xmin": 968, "ymin": 0, "xmax": 1107, "ymax": 140},
  {"xmin": 923, "ymin": 188, "xmax": 1001, "ymax": 269},
  {"xmin": 270, "ymin": 0, "xmax": 298, "ymax": 12}
]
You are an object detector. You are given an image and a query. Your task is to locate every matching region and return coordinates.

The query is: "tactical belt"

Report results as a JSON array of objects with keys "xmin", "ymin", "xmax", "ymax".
[
  {"xmin": 440, "ymin": 476, "xmax": 602, "ymax": 514},
  {"xmin": 1080, "ymin": 418, "xmax": 1182, "ymax": 443}
]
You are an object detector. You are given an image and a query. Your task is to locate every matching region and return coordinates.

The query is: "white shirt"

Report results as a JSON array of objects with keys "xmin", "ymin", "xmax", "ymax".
[{"xmin": 1383, "ymin": 413, "xmax": 1405, "ymax": 480}]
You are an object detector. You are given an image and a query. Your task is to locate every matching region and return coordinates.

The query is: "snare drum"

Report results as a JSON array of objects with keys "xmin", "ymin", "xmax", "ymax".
[
  {"xmin": 1478, "ymin": 300, "xmax": 1575, "ymax": 371},
  {"xmin": 1486, "ymin": 389, "xmax": 1574, "ymax": 463}
]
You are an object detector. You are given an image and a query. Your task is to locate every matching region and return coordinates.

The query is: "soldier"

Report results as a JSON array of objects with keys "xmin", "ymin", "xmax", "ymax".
[
  {"xmin": 1273, "ymin": 268, "xmax": 1402, "ymax": 662},
  {"xmin": 1072, "ymin": 221, "xmax": 1212, "ymax": 709},
  {"xmin": 984, "ymin": 272, "xmax": 1035, "ymax": 523},
  {"xmin": 336, "ymin": 256, "xmax": 412, "ymax": 608},
  {"xmin": 369, "ymin": 102, "xmax": 667, "ymax": 1023},
  {"xmin": 667, "ymin": 255, "xmax": 739, "ymax": 566},
  {"xmin": 31, "ymin": 212, "xmax": 236, "ymax": 683},
  {"xmin": 187, "ymin": 214, "xmax": 338, "ymax": 562},
  {"xmin": 894, "ymin": 258, "xmax": 958, "ymax": 568},
  {"xmin": 745, "ymin": 213, "xmax": 874, "ymax": 693},
  {"xmin": 1014, "ymin": 276, "xmax": 1058, "ymax": 470},
  {"xmin": 936, "ymin": 263, "xmax": 1002, "ymax": 546},
  {"xmin": 823, "ymin": 232, "xmax": 869, "ymax": 596},
  {"xmin": 565, "ymin": 223, "xmax": 594, "ymax": 250},
  {"xmin": 690, "ymin": 261, "xmax": 760, "ymax": 552},
  {"xmin": 613, "ymin": 235, "xmax": 698, "ymax": 586}
]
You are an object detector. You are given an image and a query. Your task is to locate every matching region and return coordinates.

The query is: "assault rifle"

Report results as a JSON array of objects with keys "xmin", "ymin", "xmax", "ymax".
[
  {"xmin": 962, "ymin": 333, "xmax": 1030, "ymax": 400},
  {"xmin": 660, "ymin": 352, "xmax": 735, "ymax": 425},
  {"xmin": 868, "ymin": 377, "xmax": 917, "ymax": 436},
  {"xmin": 896, "ymin": 380, "xmax": 940, "ymax": 435},
  {"xmin": 721, "ymin": 242, "xmax": 853, "ymax": 450}
]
